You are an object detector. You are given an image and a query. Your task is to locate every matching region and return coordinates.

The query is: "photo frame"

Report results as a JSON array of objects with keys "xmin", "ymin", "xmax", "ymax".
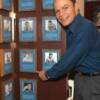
[
  {"xmin": 4, "ymin": 50, "xmax": 13, "ymax": 75},
  {"xmin": 93, "ymin": 6, "xmax": 100, "ymax": 26},
  {"xmin": 20, "ymin": 49, "xmax": 37, "ymax": 72},
  {"xmin": 3, "ymin": 80, "xmax": 14, "ymax": 100},
  {"xmin": 19, "ymin": 0, "xmax": 35, "ymax": 11},
  {"xmin": 20, "ymin": 79, "xmax": 37, "ymax": 100},
  {"xmin": 2, "ymin": 17, "xmax": 12, "ymax": 42},
  {"xmin": 42, "ymin": 49, "xmax": 60, "ymax": 71},
  {"xmin": 42, "ymin": 0, "xmax": 54, "ymax": 9},
  {"xmin": 98, "ymin": 28, "xmax": 100, "ymax": 32},
  {"xmin": 0, "ymin": 0, "xmax": 12, "ymax": 11},
  {"xmin": 19, "ymin": 17, "xmax": 36, "ymax": 42},
  {"xmin": 42, "ymin": 17, "xmax": 61, "ymax": 41}
]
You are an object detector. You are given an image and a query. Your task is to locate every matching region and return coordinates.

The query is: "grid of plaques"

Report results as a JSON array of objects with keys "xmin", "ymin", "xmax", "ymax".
[
  {"xmin": 18, "ymin": 0, "xmax": 54, "ymax": 11},
  {"xmin": 17, "ymin": 0, "xmax": 62, "ymax": 73},
  {"xmin": 16, "ymin": 0, "xmax": 65, "ymax": 100}
]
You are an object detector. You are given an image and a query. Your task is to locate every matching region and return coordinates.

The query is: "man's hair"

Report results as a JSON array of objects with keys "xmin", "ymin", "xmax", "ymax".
[{"xmin": 71, "ymin": 0, "xmax": 76, "ymax": 4}]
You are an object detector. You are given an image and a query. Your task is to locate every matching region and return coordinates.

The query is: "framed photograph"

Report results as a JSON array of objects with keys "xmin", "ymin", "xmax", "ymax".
[
  {"xmin": 4, "ymin": 50, "xmax": 13, "ymax": 75},
  {"xmin": 19, "ymin": 0, "xmax": 35, "ymax": 11},
  {"xmin": 93, "ymin": 6, "xmax": 100, "ymax": 26},
  {"xmin": 20, "ymin": 49, "xmax": 37, "ymax": 72},
  {"xmin": 3, "ymin": 80, "xmax": 14, "ymax": 100},
  {"xmin": 0, "ymin": 0, "xmax": 12, "ymax": 11},
  {"xmin": 42, "ymin": 49, "xmax": 60, "ymax": 71},
  {"xmin": 19, "ymin": 17, "xmax": 36, "ymax": 42},
  {"xmin": 20, "ymin": 79, "xmax": 37, "ymax": 100},
  {"xmin": 42, "ymin": 17, "xmax": 61, "ymax": 41},
  {"xmin": 98, "ymin": 28, "xmax": 100, "ymax": 32},
  {"xmin": 42, "ymin": 0, "xmax": 54, "ymax": 9},
  {"xmin": 2, "ymin": 17, "xmax": 12, "ymax": 42}
]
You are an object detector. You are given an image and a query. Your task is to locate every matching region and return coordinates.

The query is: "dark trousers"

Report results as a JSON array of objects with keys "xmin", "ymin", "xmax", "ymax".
[{"xmin": 74, "ymin": 74, "xmax": 100, "ymax": 100}]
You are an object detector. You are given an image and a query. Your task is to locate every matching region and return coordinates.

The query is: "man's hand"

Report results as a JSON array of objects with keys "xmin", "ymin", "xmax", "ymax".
[{"xmin": 36, "ymin": 70, "xmax": 48, "ymax": 81}]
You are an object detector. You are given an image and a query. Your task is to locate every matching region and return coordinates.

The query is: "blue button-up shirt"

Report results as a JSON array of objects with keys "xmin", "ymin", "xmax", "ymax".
[{"xmin": 46, "ymin": 14, "xmax": 100, "ymax": 79}]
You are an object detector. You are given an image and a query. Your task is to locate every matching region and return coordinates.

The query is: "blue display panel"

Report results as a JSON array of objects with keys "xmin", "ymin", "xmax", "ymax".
[
  {"xmin": 4, "ymin": 50, "xmax": 13, "ymax": 75},
  {"xmin": 19, "ymin": 0, "xmax": 35, "ymax": 11},
  {"xmin": 19, "ymin": 17, "xmax": 36, "ymax": 42},
  {"xmin": 42, "ymin": 17, "xmax": 61, "ymax": 41},
  {"xmin": 20, "ymin": 49, "xmax": 37, "ymax": 72},
  {"xmin": 2, "ymin": 0, "xmax": 12, "ymax": 10},
  {"xmin": 4, "ymin": 80, "xmax": 14, "ymax": 100},
  {"xmin": 42, "ymin": 0, "xmax": 54, "ymax": 9},
  {"xmin": 3, "ymin": 17, "xmax": 12, "ymax": 42},
  {"xmin": 20, "ymin": 79, "xmax": 37, "ymax": 100},
  {"xmin": 42, "ymin": 49, "xmax": 60, "ymax": 71}
]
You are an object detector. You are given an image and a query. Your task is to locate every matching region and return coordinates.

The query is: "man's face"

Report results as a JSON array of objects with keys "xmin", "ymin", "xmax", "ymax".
[{"xmin": 54, "ymin": 0, "xmax": 78, "ymax": 27}]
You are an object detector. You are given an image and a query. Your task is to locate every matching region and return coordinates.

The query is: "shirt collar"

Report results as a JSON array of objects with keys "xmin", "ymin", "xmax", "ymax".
[{"xmin": 64, "ymin": 13, "xmax": 83, "ymax": 34}]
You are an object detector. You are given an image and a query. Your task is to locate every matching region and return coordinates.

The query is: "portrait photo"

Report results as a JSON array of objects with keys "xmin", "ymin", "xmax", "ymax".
[
  {"xmin": 3, "ymin": 18, "xmax": 11, "ymax": 32},
  {"xmin": 4, "ymin": 80, "xmax": 14, "ymax": 100},
  {"xmin": 43, "ymin": 17, "xmax": 61, "ymax": 41},
  {"xmin": 42, "ymin": 49, "xmax": 60, "ymax": 70},
  {"xmin": 3, "ymin": 17, "xmax": 12, "ymax": 42},
  {"xmin": 42, "ymin": 0, "xmax": 54, "ymax": 9},
  {"xmin": 5, "ymin": 82, "xmax": 13, "ymax": 96},
  {"xmin": 20, "ymin": 49, "xmax": 36, "ymax": 72},
  {"xmin": 19, "ymin": 0, "xmax": 35, "ymax": 11},
  {"xmin": 22, "ymin": 20, "xmax": 33, "ymax": 32},
  {"xmin": 93, "ymin": 6, "xmax": 100, "ymax": 26},
  {"xmin": 98, "ymin": 28, "xmax": 100, "ymax": 32},
  {"xmin": 45, "ymin": 52, "xmax": 57, "ymax": 64},
  {"xmin": 45, "ymin": 19, "xmax": 57, "ymax": 32},
  {"xmin": 23, "ymin": 82, "xmax": 33, "ymax": 92},
  {"xmin": 4, "ymin": 50, "xmax": 13, "ymax": 75},
  {"xmin": 20, "ymin": 79, "xmax": 37, "ymax": 100},
  {"xmin": 19, "ymin": 18, "xmax": 36, "ymax": 41},
  {"xmin": 4, "ymin": 51, "xmax": 12, "ymax": 64}
]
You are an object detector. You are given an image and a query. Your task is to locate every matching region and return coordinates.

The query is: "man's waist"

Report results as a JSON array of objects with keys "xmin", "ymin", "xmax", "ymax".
[{"xmin": 76, "ymin": 71, "xmax": 100, "ymax": 76}]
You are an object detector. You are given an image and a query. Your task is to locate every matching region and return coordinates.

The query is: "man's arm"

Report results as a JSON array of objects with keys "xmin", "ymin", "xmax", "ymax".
[{"xmin": 37, "ymin": 31, "xmax": 93, "ymax": 80}]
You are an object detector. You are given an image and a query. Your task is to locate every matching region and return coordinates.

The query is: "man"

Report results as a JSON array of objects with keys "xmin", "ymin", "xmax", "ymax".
[
  {"xmin": 37, "ymin": 0, "xmax": 100, "ymax": 100},
  {"xmin": 23, "ymin": 21, "xmax": 32, "ymax": 32},
  {"xmin": 47, "ymin": 20, "xmax": 56, "ymax": 32},
  {"xmin": 23, "ymin": 83, "xmax": 33, "ymax": 92},
  {"xmin": 45, "ymin": 53, "xmax": 55, "ymax": 64}
]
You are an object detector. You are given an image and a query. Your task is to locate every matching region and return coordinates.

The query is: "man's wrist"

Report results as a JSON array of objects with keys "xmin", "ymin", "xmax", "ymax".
[{"xmin": 45, "ymin": 72, "xmax": 50, "ymax": 80}]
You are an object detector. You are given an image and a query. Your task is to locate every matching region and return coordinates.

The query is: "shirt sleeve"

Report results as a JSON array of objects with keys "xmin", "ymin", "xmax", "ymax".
[{"xmin": 46, "ymin": 32, "xmax": 92, "ymax": 79}]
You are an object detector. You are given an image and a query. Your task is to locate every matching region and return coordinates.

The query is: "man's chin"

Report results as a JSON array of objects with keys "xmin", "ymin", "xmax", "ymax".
[{"xmin": 62, "ymin": 23, "xmax": 68, "ymax": 27}]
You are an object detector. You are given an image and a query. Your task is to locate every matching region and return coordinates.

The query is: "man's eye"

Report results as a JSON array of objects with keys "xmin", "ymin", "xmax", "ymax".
[
  {"xmin": 55, "ymin": 11, "xmax": 59, "ymax": 14},
  {"xmin": 63, "ymin": 7, "xmax": 68, "ymax": 10},
  {"xmin": 55, "ymin": 10, "xmax": 58, "ymax": 13}
]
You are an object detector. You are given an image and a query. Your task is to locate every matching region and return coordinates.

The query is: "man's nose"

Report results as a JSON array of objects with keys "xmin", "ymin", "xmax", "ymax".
[{"xmin": 59, "ymin": 10, "xmax": 64, "ymax": 18}]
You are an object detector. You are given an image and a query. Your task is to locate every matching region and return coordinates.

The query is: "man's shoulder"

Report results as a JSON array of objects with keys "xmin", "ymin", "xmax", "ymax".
[{"xmin": 83, "ymin": 18, "xmax": 95, "ymax": 28}]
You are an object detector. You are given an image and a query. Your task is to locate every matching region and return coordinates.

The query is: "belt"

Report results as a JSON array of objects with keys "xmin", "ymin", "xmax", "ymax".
[{"xmin": 76, "ymin": 72, "xmax": 100, "ymax": 76}]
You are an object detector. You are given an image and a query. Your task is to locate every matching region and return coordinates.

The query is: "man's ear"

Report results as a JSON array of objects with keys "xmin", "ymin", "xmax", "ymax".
[{"xmin": 75, "ymin": 0, "xmax": 80, "ymax": 14}]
